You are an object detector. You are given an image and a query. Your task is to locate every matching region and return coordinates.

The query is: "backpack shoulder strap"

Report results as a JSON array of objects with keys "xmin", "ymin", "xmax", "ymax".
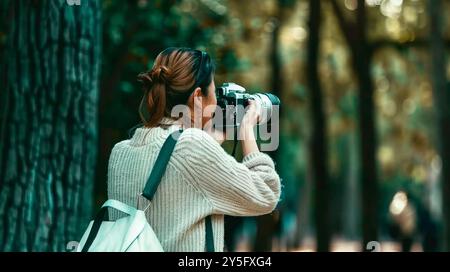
[
  {"xmin": 141, "ymin": 128, "xmax": 215, "ymax": 252},
  {"xmin": 142, "ymin": 129, "xmax": 183, "ymax": 201}
]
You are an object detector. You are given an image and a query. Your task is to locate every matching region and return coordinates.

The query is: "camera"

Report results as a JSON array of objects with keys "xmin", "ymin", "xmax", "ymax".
[{"xmin": 213, "ymin": 82, "xmax": 280, "ymax": 129}]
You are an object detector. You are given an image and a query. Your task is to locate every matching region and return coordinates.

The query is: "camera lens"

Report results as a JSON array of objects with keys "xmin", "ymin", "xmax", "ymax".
[
  {"xmin": 265, "ymin": 93, "xmax": 280, "ymax": 106},
  {"xmin": 250, "ymin": 93, "xmax": 280, "ymax": 124}
]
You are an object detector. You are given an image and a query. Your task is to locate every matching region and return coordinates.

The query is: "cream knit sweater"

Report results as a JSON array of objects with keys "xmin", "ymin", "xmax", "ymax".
[{"xmin": 107, "ymin": 122, "xmax": 281, "ymax": 252}]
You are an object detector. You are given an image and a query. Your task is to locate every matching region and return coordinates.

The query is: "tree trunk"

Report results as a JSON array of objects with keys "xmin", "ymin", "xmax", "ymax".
[
  {"xmin": 354, "ymin": 0, "xmax": 379, "ymax": 249},
  {"xmin": 429, "ymin": 0, "xmax": 450, "ymax": 251},
  {"xmin": 0, "ymin": 0, "xmax": 101, "ymax": 251},
  {"xmin": 330, "ymin": 0, "xmax": 379, "ymax": 249},
  {"xmin": 306, "ymin": 0, "xmax": 331, "ymax": 252},
  {"xmin": 253, "ymin": 14, "xmax": 282, "ymax": 252}
]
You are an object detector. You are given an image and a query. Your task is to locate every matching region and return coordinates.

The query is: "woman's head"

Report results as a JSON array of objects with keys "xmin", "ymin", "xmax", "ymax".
[{"xmin": 138, "ymin": 47, "xmax": 216, "ymax": 128}]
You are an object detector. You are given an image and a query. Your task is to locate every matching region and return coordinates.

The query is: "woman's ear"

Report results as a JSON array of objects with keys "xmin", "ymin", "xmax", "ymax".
[
  {"xmin": 192, "ymin": 87, "xmax": 203, "ymax": 106},
  {"xmin": 190, "ymin": 87, "xmax": 204, "ymax": 128},
  {"xmin": 192, "ymin": 87, "xmax": 202, "ymax": 98}
]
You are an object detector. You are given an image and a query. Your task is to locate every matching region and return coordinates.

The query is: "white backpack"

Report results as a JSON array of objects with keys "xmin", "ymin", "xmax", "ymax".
[
  {"xmin": 76, "ymin": 129, "xmax": 215, "ymax": 252},
  {"xmin": 77, "ymin": 199, "xmax": 164, "ymax": 252}
]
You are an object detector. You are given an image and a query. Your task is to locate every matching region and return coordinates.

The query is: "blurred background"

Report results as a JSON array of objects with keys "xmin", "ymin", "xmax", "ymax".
[{"xmin": 1, "ymin": 0, "xmax": 450, "ymax": 252}]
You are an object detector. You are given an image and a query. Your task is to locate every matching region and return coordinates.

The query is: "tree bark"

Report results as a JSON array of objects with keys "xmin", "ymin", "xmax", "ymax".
[
  {"xmin": 307, "ymin": 0, "xmax": 331, "ymax": 252},
  {"xmin": 0, "ymin": 0, "xmax": 101, "ymax": 251},
  {"xmin": 429, "ymin": 0, "xmax": 450, "ymax": 251}
]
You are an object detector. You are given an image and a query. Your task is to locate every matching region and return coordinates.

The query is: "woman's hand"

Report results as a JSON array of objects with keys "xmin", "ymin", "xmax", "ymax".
[
  {"xmin": 241, "ymin": 100, "xmax": 260, "ymax": 129},
  {"xmin": 205, "ymin": 100, "xmax": 261, "ymax": 155},
  {"xmin": 240, "ymin": 100, "xmax": 260, "ymax": 156}
]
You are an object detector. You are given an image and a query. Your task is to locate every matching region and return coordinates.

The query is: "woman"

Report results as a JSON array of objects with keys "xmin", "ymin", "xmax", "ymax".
[{"xmin": 107, "ymin": 47, "xmax": 281, "ymax": 252}]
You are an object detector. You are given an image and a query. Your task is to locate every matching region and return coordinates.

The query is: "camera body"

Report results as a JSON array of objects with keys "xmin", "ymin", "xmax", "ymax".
[{"xmin": 214, "ymin": 82, "xmax": 280, "ymax": 129}]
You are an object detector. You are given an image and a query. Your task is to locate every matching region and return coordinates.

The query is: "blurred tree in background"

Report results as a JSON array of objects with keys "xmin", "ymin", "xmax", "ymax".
[
  {"xmin": 428, "ymin": 0, "xmax": 450, "ymax": 251},
  {"xmin": 307, "ymin": 0, "xmax": 331, "ymax": 252},
  {"xmin": 330, "ymin": 0, "xmax": 379, "ymax": 250}
]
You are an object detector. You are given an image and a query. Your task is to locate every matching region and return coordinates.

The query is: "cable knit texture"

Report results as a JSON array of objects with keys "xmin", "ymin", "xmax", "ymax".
[{"xmin": 107, "ymin": 121, "xmax": 281, "ymax": 252}]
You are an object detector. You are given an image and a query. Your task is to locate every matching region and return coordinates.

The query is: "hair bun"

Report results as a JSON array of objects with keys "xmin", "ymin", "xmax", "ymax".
[
  {"xmin": 151, "ymin": 65, "xmax": 171, "ymax": 84},
  {"xmin": 137, "ymin": 72, "xmax": 153, "ymax": 88},
  {"xmin": 137, "ymin": 65, "xmax": 171, "ymax": 90}
]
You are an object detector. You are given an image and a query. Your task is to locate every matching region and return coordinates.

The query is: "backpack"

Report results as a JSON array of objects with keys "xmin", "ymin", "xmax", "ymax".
[{"xmin": 77, "ymin": 129, "xmax": 215, "ymax": 252}]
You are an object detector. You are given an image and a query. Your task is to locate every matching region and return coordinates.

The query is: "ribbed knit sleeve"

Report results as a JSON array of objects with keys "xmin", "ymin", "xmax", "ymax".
[{"xmin": 177, "ymin": 128, "xmax": 281, "ymax": 216}]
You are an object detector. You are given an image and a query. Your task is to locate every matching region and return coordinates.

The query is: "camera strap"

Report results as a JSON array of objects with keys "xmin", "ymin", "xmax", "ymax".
[
  {"xmin": 231, "ymin": 117, "xmax": 238, "ymax": 157},
  {"xmin": 142, "ymin": 128, "xmax": 215, "ymax": 252}
]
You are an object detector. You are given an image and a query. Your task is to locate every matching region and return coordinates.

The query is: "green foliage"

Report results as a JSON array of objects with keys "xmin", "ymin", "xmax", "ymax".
[{"xmin": 100, "ymin": 0, "xmax": 233, "ymax": 132}]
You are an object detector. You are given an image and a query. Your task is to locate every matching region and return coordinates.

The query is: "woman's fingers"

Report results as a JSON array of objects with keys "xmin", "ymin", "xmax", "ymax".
[{"xmin": 242, "ymin": 100, "xmax": 260, "ymax": 127}]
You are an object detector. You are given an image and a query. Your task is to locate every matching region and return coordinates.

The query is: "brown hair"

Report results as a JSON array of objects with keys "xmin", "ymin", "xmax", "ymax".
[{"xmin": 137, "ymin": 47, "xmax": 215, "ymax": 128}]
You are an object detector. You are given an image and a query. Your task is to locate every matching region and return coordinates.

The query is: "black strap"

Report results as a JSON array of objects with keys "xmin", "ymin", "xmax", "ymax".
[
  {"xmin": 142, "ymin": 129, "xmax": 183, "ymax": 200},
  {"xmin": 81, "ymin": 206, "xmax": 108, "ymax": 252},
  {"xmin": 205, "ymin": 216, "xmax": 215, "ymax": 252},
  {"xmin": 142, "ymin": 129, "xmax": 215, "ymax": 252},
  {"xmin": 231, "ymin": 113, "xmax": 238, "ymax": 157}
]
